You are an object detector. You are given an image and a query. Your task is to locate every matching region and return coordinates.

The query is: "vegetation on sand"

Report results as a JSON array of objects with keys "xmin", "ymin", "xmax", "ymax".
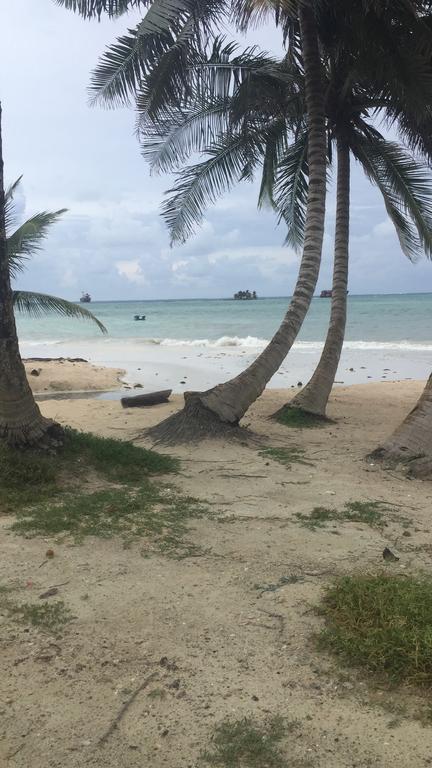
[
  {"xmin": 295, "ymin": 500, "xmax": 398, "ymax": 530},
  {"xmin": 318, "ymin": 574, "xmax": 432, "ymax": 687},
  {"xmin": 200, "ymin": 716, "xmax": 290, "ymax": 768}
]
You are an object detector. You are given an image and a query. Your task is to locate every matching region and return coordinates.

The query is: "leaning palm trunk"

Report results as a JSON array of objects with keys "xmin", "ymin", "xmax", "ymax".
[
  {"xmin": 370, "ymin": 374, "xmax": 432, "ymax": 478},
  {"xmin": 148, "ymin": 1, "xmax": 327, "ymax": 441},
  {"xmin": 0, "ymin": 106, "xmax": 56, "ymax": 447},
  {"xmin": 282, "ymin": 139, "xmax": 350, "ymax": 417}
]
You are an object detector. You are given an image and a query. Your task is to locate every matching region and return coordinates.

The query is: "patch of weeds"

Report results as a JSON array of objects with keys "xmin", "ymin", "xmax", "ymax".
[
  {"xmin": 273, "ymin": 406, "xmax": 329, "ymax": 429},
  {"xmin": 296, "ymin": 500, "xmax": 395, "ymax": 531},
  {"xmin": 0, "ymin": 587, "xmax": 72, "ymax": 632},
  {"xmin": 11, "ymin": 486, "xmax": 211, "ymax": 558},
  {"xmin": 317, "ymin": 573, "xmax": 432, "ymax": 687},
  {"xmin": 11, "ymin": 601, "xmax": 72, "ymax": 631},
  {"xmin": 0, "ymin": 429, "xmax": 178, "ymax": 514},
  {"xmin": 0, "ymin": 442, "xmax": 58, "ymax": 512},
  {"xmin": 62, "ymin": 428, "xmax": 178, "ymax": 483},
  {"xmin": 254, "ymin": 575, "xmax": 302, "ymax": 594},
  {"xmin": 200, "ymin": 716, "xmax": 290, "ymax": 768},
  {"xmin": 259, "ymin": 446, "xmax": 313, "ymax": 468}
]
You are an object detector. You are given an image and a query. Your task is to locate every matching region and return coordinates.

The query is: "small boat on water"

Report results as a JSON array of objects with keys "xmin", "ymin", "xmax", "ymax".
[
  {"xmin": 134, "ymin": 315, "xmax": 146, "ymax": 321},
  {"xmin": 80, "ymin": 292, "xmax": 91, "ymax": 303}
]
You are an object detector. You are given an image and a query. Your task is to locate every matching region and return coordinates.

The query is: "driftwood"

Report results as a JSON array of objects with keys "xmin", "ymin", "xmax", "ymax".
[{"xmin": 121, "ymin": 389, "xmax": 172, "ymax": 408}]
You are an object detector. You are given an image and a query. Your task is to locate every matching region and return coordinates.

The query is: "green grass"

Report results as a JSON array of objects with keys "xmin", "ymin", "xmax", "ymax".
[
  {"xmin": 2, "ymin": 429, "xmax": 210, "ymax": 558},
  {"xmin": 318, "ymin": 574, "xmax": 432, "ymax": 687},
  {"xmin": 11, "ymin": 486, "xmax": 210, "ymax": 558},
  {"xmin": 273, "ymin": 406, "xmax": 329, "ymax": 429},
  {"xmin": 0, "ymin": 429, "xmax": 178, "ymax": 514},
  {"xmin": 295, "ymin": 500, "xmax": 394, "ymax": 530},
  {"xmin": 200, "ymin": 717, "xmax": 290, "ymax": 767},
  {"xmin": 259, "ymin": 446, "xmax": 313, "ymax": 468},
  {"xmin": 0, "ymin": 587, "xmax": 72, "ymax": 632}
]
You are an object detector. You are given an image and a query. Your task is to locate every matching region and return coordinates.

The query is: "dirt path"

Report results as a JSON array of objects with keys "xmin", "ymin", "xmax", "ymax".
[{"xmin": 1, "ymin": 383, "xmax": 432, "ymax": 767}]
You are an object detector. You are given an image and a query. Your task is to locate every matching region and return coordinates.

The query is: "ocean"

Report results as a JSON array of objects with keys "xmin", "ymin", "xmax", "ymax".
[{"xmin": 17, "ymin": 294, "xmax": 432, "ymax": 393}]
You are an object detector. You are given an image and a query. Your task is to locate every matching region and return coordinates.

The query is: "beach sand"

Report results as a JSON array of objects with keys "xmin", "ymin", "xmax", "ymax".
[
  {"xmin": 23, "ymin": 358, "xmax": 125, "ymax": 394},
  {"xmin": 1, "ymin": 371, "xmax": 432, "ymax": 767}
]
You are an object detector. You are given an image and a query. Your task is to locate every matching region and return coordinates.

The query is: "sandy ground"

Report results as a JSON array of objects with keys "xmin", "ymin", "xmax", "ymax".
[
  {"xmin": 23, "ymin": 359, "xmax": 125, "ymax": 394},
  {"xmin": 1, "ymin": 379, "xmax": 432, "ymax": 767}
]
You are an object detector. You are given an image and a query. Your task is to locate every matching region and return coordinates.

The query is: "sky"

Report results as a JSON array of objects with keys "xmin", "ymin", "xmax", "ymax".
[{"xmin": 0, "ymin": 0, "xmax": 431, "ymax": 301}]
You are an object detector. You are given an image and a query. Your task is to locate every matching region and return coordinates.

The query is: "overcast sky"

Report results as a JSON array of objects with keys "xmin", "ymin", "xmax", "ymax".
[{"xmin": 1, "ymin": 0, "xmax": 431, "ymax": 300}]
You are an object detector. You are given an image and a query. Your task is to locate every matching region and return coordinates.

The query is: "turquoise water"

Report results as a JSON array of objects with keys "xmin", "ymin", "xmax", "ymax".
[{"xmin": 16, "ymin": 293, "xmax": 432, "ymax": 349}]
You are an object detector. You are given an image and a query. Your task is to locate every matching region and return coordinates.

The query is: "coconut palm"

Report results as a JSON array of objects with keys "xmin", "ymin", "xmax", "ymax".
[
  {"xmin": 139, "ymin": 36, "xmax": 432, "ymax": 423},
  {"xmin": 58, "ymin": 0, "xmax": 432, "ymax": 440},
  {"xmin": 6, "ymin": 178, "xmax": 107, "ymax": 333},
  {"xmin": 370, "ymin": 373, "xmax": 432, "ymax": 478},
  {"xmin": 0, "ymin": 139, "xmax": 106, "ymax": 448}
]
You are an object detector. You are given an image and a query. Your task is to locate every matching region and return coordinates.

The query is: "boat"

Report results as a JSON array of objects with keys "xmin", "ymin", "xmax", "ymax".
[
  {"xmin": 80, "ymin": 292, "xmax": 91, "ymax": 303},
  {"xmin": 233, "ymin": 290, "xmax": 257, "ymax": 300},
  {"xmin": 134, "ymin": 315, "xmax": 146, "ymax": 321}
]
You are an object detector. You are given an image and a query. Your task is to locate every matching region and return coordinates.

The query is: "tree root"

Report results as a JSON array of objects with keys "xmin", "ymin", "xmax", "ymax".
[
  {"xmin": 368, "ymin": 447, "xmax": 432, "ymax": 480},
  {"xmin": 145, "ymin": 392, "xmax": 252, "ymax": 446}
]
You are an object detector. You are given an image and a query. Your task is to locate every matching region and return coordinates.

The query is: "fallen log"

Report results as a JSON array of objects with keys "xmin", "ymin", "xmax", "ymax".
[{"xmin": 121, "ymin": 389, "xmax": 172, "ymax": 408}]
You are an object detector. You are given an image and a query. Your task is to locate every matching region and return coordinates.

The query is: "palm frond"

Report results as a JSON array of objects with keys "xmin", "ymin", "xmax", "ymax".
[
  {"xmin": 13, "ymin": 291, "xmax": 107, "ymax": 334},
  {"xmin": 4, "ymin": 176, "xmax": 23, "ymax": 233},
  {"xmin": 257, "ymin": 118, "xmax": 288, "ymax": 208},
  {"xmin": 55, "ymin": 0, "xmax": 145, "ymax": 18},
  {"xmin": 7, "ymin": 210, "xmax": 67, "ymax": 279},
  {"xmin": 162, "ymin": 130, "xmax": 261, "ymax": 243},
  {"xmin": 140, "ymin": 97, "xmax": 231, "ymax": 172},
  {"xmin": 352, "ymin": 132, "xmax": 432, "ymax": 261},
  {"xmin": 89, "ymin": 0, "xmax": 191, "ymax": 106},
  {"xmin": 274, "ymin": 130, "xmax": 309, "ymax": 251}
]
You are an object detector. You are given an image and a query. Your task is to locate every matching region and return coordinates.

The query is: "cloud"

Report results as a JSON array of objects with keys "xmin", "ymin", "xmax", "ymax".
[{"xmin": 115, "ymin": 259, "xmax": 147, "ymax": 285}]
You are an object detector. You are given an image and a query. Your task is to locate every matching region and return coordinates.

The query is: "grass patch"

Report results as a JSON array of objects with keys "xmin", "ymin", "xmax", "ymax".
[
  {"xmin": 259, "ymin": 446, "xmax": 313, "ymax": 468},
  {"xmin": 11, "ymin": 486, "xmax": 210, "ymax": 558},
  {"xmin": 0, "ymin": 588, "xmax": 72, "ymax": 632},
  {"xmin": 273, "ymin": 406, "xmax": 329, "ymax": 429},
  {"xmin": 0, "ymin": 428, "xmax": 178, "ymax": 514},
  {"xmin": 200, "ymin": 716, "xmax": 290, "ymax": 767},
  {"xmin": 295, "ymin": 500, "xmax": 394, "ymax": 530},
  {"xmin": 318, "ymin": 574, "xmax": 432, "ymax": 687},
  {"xmin": 2, "ymin": 429, "xmax": 209, "ymax": 558}
]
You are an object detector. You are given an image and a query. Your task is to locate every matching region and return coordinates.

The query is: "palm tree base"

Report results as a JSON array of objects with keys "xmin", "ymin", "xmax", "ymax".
[
  {"xmin": 146, "ymin": 391, "xmax": 248, "ymax": 445},
  {"xmin": 368, "ymin": 446, "xmax": 432, "ymax": 479},
  {"xmin": 0, "ymin": 417, "xmax": 64, "ymax": 450},
  {"xmin": 271, "ymin": 403, "xmax": 332, "ymax": 427}
]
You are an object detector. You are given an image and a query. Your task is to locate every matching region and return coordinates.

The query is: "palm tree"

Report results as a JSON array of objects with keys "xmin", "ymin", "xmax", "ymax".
[
  {"xmin": 370, "ymin": 374, "xmax": 432, "ymax": 478},
  {"xmin": 140, "ymin": 37, "xmax": 432, "ymax": 422},
  {"xmin": 0, "ymin": 124, "xmax": 106, "ymax": 448},
  {"xmin": 59, "ymin": 0, "xmax": 327, "ymax": 439},
  {"xmin": 6, "ymin": 178, "xmax": 107, "ymax": 333},
  {"xmin": 58, "ymin": 0, "xmax": 432, "ymax": 440}
]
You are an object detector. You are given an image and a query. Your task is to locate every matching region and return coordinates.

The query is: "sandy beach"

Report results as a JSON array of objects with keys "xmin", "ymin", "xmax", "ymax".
[
  {"xmin": 23, "ymin": 358, "xmax": 125, "ymax": 395},
  {"xmin": 1, "ymin": 362, "xmax": 432, "ymax": 768}
]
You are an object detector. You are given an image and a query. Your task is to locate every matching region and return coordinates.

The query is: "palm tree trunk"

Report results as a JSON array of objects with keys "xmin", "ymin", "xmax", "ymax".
[
  {"xmin": 149, "ymin": 1, "xmax": 327, "ymax": 442},
  {"xmin": 0, "ymin": 104, "xmax": 55, "ymax": 447},
  {"xmin": 285, "ymin": 139, "xmax": 350, "ymax": 417},
  {"xmin": 370, "ymin": 373, "xmax": 432, "ymax": 478}
]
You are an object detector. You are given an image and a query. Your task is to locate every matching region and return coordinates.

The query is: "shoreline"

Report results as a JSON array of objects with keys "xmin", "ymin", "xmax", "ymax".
[{"xmin": 21, "ymin": 338, "xmax": 431, "ymax": 395}]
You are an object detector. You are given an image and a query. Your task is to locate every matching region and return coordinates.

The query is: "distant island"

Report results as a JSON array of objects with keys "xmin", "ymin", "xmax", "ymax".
[{"xmin": 234, "ymin": 290, "xmax": 257, "ymax": 300}]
